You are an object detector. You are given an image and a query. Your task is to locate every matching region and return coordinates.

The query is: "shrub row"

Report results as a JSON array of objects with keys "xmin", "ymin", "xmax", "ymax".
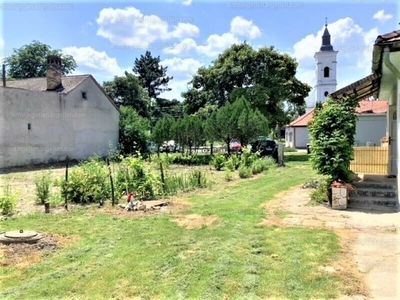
[{"xmin": 54, "ymin": 154, "xmax": 210, "ymax": 204}]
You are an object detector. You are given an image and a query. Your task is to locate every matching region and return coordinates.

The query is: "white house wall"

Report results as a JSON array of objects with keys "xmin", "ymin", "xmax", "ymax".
[
  {"xmin": 285, "ymin": 127, "xmax": 294, "ymax": 148},
  {"xmin": 0, "ymin": 77, "xmax": 119, "ymax": 168},
  {"xmin": 354, "ymin": 114, "xmax": 387, "ymax": 146},
  {"xmin": 294, "ymin": 127, "xmax": 309, "ymax": 148}
]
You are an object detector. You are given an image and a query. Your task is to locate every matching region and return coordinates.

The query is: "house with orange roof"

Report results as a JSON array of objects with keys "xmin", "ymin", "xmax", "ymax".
[{"xmin": 285, "ymin": 100, "xmax": 388, "ymax": 149}]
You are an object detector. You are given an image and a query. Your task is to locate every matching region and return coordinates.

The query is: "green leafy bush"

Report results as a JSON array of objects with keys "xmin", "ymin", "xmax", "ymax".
[
  {"xmin": 251, "ymin": 160, "xmax": 264, "ymax": 175},
  {"xmin": 61, "ymin": 156, "xmax": 110, "ymax": 204},
  {"xmin": 115, "ymin": 155, "xmax": 161, "ymax": 200},
  {"xmin": 308, "ymin": 97, "xmax": 358, "ymax": 182},
  {"xmin": 189, "ymin": 169, "xmax": 208, "ymax": 188},
  {"xmin": 34, "ymin": 170, "xmax": 52, "ymax": 205},
  {"xmin": 0, "ymin": 182, "xmax": 17, "ymax": 215},
  {"xmin": 212, "ymin": 153, "xmax": 226, "ymax": 171},
  {"xmin": 163, "ymin": 169, "xmax": 209, "ymax": 195},
  {"xmin": 171, "ymin": 154, "xmax": 213, "ymax": 166},
  {"xmin": 238, "ymin": 165, "xmax": 252, "ymax": 179},
  {"xmin": 240, "ymin": 148, "xmax": 258, "ymax": 168},
  {"xmin": 310, "ymin": 180, "xmax": 330, "ymax": 205},
  {"xmin": 225, "ymin": 154, "xmax": 240, "ymax": 171},
  {"xmin": 261, "ymin": 157, "xmax": 278, "ymax": 170},
  {"xmin": 224, "ymin": 169, "xmax": 233, "ymax": 181}
]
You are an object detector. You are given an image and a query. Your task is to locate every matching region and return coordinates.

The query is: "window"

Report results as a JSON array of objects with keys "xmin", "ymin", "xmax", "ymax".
[
  {"xmin": 324, "ymin": 91, "xmax": 329, "ymax": 97},
  {"xmin": 324, "ymin": 67, "xmax": 329, "ymax": 78},
  {"xmin": 28, "ymin": 123, "xmax": 31, "ymax": 130},
  {"xmin": 82, "ymin": 92, "xmax": 87, "ymax": 99}
]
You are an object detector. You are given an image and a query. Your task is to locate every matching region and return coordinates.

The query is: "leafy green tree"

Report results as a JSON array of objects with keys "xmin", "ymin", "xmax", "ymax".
[
  {"xmin": 151, "ymin": 98, "xmax": 184, "ymax": 126},
  {"xmin": 173, "ymin": 115, "xmax": 204, "ymax": 155},
  {"xmin": 308, "ymin": 96, "xmax": 359, "ymax": 182},
  {"xmin": 231, "ymin": 96, "xmax": 269, "ymax": 146},
  {"xmin": 119, "ymin": 106, "xmax": 150, "ymax": 155},
  {"xmin": 206, "ymin": 102, "xmax": 237, "ymax": 154},
  {"xmin": 4, "ymin": 40, "xmax": 77, "ymax": 79},
  {"xmin": 103, "ymin": 72, "xmax": 151, "ymax": 118},
  {"xmin": 152, "ymin": 116, "xmax": 175, "ymax": 154},
  {"xmin": 132, "ymin": 51, "xmax": 173, "ymax": 100},
  {"xmin": 183, "ymin": 42, "xmax": 310, "ymax": 130}
]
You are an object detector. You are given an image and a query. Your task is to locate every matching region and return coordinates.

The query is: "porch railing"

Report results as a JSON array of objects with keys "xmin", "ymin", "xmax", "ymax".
[{"xmin": 349, "ymin": 146, "xmax": 388, "ymax": 174}]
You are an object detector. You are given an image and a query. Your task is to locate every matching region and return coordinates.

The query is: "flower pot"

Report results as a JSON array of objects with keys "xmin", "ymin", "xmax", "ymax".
[{"xmin": 330, "ymin": 181, "xmax": 355, "ymax": 210}]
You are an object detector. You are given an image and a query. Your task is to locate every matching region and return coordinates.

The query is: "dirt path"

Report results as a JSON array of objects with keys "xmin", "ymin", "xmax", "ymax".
[{"xmin": 260, "ymin": 186, "xmax": 400, "ymax": 300}]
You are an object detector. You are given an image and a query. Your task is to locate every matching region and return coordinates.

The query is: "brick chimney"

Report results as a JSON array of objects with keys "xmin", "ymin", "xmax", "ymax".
[{"xmin": 46, "ymin": 55, "xmax": 62, "ymax": 90}]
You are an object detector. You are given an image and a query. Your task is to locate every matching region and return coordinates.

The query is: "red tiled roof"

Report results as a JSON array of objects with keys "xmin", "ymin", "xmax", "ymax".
[
  {"xmin": 289, "ymin": 109, "xmax": 315, "ymax": 127},
  {"xmin": 356, "ymin": 100, "xmax": 388, "ymax": 114},
  {"xmin": 288, "ymin": 100, "xmax": 388, "ymax": 127}
]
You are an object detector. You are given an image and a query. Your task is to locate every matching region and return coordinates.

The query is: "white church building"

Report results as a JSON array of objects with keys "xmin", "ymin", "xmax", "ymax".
[{"xmin": 285, "ymin": 22, "xmax": 387, "ymax": 149}]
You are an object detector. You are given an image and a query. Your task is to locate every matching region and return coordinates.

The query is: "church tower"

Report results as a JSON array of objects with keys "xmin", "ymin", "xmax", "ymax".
[{"xmin": 313, "ymin": 20, "xmax": 338, "ymax": 106}]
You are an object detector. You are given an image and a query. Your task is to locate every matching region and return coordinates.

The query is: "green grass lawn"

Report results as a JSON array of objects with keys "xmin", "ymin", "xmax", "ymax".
[{"xmin": 0, "ymin": 153, "xmax": 358, "ymax": 299}]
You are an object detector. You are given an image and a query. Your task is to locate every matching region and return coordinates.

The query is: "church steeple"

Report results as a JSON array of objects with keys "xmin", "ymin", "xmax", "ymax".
[{"xmin": 320, "ymin": 18, "xmax": 333, "ymax": 51}]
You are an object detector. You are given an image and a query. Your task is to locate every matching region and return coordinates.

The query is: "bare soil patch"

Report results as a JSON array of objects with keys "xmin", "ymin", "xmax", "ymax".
[
  {"xmin": 0, "ymin": 233, "xmax": 80, "ymax": 269},
  {"xmin": 101, "ymin": 196, "xmax": 193, "ymax": 219},
  {"xmin": 172, "ymin": 214, "xmax": 219, "ymax": 229}
]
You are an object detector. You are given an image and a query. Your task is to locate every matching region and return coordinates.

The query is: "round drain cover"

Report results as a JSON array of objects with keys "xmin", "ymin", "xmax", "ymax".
[{"xmin": 5, "ymin": 230, "xmax": 38, "ymax": 239}]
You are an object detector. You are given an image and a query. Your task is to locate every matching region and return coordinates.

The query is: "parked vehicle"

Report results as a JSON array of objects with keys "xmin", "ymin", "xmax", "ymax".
[
  {"xmin": 147, "ymin": 141, "xmax": 158, "ymax": 152},
  {"xmin": 229, "ymin": 140, "xmax": 242, "ymax": 152},
  {"xmin": 250, "ymin": 137, "xmax": 278, "ymax": 161}
]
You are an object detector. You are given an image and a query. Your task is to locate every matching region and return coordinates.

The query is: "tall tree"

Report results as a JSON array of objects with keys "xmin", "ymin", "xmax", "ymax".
[
  {"xmin": 103, "ymin": 72, "xmax": 151, "ymax": 118},
  {"xmin": 230, "ymin": 96, "xmax": 269, "ymax": 146},
  {"xmin": 182, "ymin": 42, "xmax": 311, "ymax": 130},
  {"xmin": 173, "ymin": 115, "xmax": 204, "ymax": 155},
  {"xmin": 151, "ymin": 98, "xmax": 184, "ymax": 126},
  {"xmin": 206, "ymin": 102, "xmax": 237, "ymax": 155},
  {"xmin": 119, "ymin": 106, "xmax": 150, "ymax": 155},
  {"xmin": 132, "ymin": 51, "xmax": 173, "ymax": 100},
  {"xmin": 152, "ymin": 116, "xmax": 175, "ymax": 154},
  {"xmin": 4, "ymin": 40, "xmax": 77, "ymax": 79}
]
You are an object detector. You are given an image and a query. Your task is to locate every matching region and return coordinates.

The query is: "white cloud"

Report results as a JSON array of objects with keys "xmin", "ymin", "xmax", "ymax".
[
  {"xmin": 62, "ymin": 46, "xmax": 126, "ymax": 77},
  {"xmin": 163, "ymin": 16, "xmax": 260, "ymax": 57},
  {"xmin": 161, "ymin": 57, "xmax": 202, "ymax": 74},
  {"xmin": 161, "ymin": 78, "xmax": 190, "ymax": 101},
  {"xmin": 292, "ymin": 17, "xmax": 363, "ymax": 65},
  {"xmin": 356, "ymin": 27, "xmax": 379, "ymax": 74},
  {"xmin": 230, "ymin": 16, "xmax": 261, "ymax": 39},
  {"xmin": 96, "ymin": 7, "xmax": 199, "ymax": 47},
  {"xmin": 373, "ymin": 10, "xmax": 393, "ymax": 22},
  {"xmin": 163, "ymin": 38, "xmax": 198, "ymax": 55},
  {"xmin": 0, "ymin": 37, "xmax": 4, "ymax": 48},
  {"xmin": 182, "ymin": 0, "xmax": 192, "ymax": 6}
]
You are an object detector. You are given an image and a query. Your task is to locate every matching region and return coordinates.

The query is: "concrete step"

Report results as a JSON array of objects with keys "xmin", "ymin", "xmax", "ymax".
[
  {"xmin": 352, "ymin": 182, "xmax": 397, "ymax": 190},
  {"xmin": 348, "ymin": 197, "xmax": 399, "ymax": 212},
  {"xmin": 349, "ymin": 188, "xmax": 397, "ymax": 199}
]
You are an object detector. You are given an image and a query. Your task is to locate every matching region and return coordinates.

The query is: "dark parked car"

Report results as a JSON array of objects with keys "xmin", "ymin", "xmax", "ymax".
[{"xmin": 250, "ymin": 137, "xmax": 278, "ymax": 161}]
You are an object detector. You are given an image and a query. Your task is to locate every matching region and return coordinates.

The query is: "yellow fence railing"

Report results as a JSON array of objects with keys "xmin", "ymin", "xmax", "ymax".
[{"xmin": 349, "ymin": 146, "xmax": 388, "ymax": 174}]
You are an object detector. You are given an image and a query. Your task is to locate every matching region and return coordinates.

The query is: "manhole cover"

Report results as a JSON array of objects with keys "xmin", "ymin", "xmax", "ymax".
[
  {"xmin": 0, "ymin": 230, "xmax": 45, "ymax": 244},
  {"xmin": 5, "ymin": 230, "xmax": 38, "ymax": 239}
]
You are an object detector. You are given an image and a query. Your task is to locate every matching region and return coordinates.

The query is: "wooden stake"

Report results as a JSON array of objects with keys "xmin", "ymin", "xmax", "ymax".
[
  {"xmin": 64, "ymin": 156, "xmax": 69, "ymax": 210},
  {"xmin": 107, "ymin": 158, "xmax": 115, "ymax": 206}
]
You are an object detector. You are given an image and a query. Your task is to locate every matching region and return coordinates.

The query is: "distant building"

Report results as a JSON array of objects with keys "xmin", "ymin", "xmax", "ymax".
[
  {"xmin": 0, "ymin": 55, "xmax": 120, "ymax": 168},
  {"xmin": 285, "ymin": 22, "xmax": 387, "ymax": 149}
]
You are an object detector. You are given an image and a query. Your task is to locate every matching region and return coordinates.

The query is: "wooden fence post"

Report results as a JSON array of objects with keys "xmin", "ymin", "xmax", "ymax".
[
  {"xmin": 159, "ymin": 161, "xmax": 166, "ymax": 194},
  {"xmin": 107, "ymin": 158, "xmax": 115, "ymax": 206},
  {"xmin": 64, "ymin": 156, "xmax": 69, "ymax": 210}
]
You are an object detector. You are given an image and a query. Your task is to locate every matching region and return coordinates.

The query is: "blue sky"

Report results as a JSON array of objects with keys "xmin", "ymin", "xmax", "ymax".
[{"xmin": 0, "ymin": 0, "xmax": 398, "ymax": 106}]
